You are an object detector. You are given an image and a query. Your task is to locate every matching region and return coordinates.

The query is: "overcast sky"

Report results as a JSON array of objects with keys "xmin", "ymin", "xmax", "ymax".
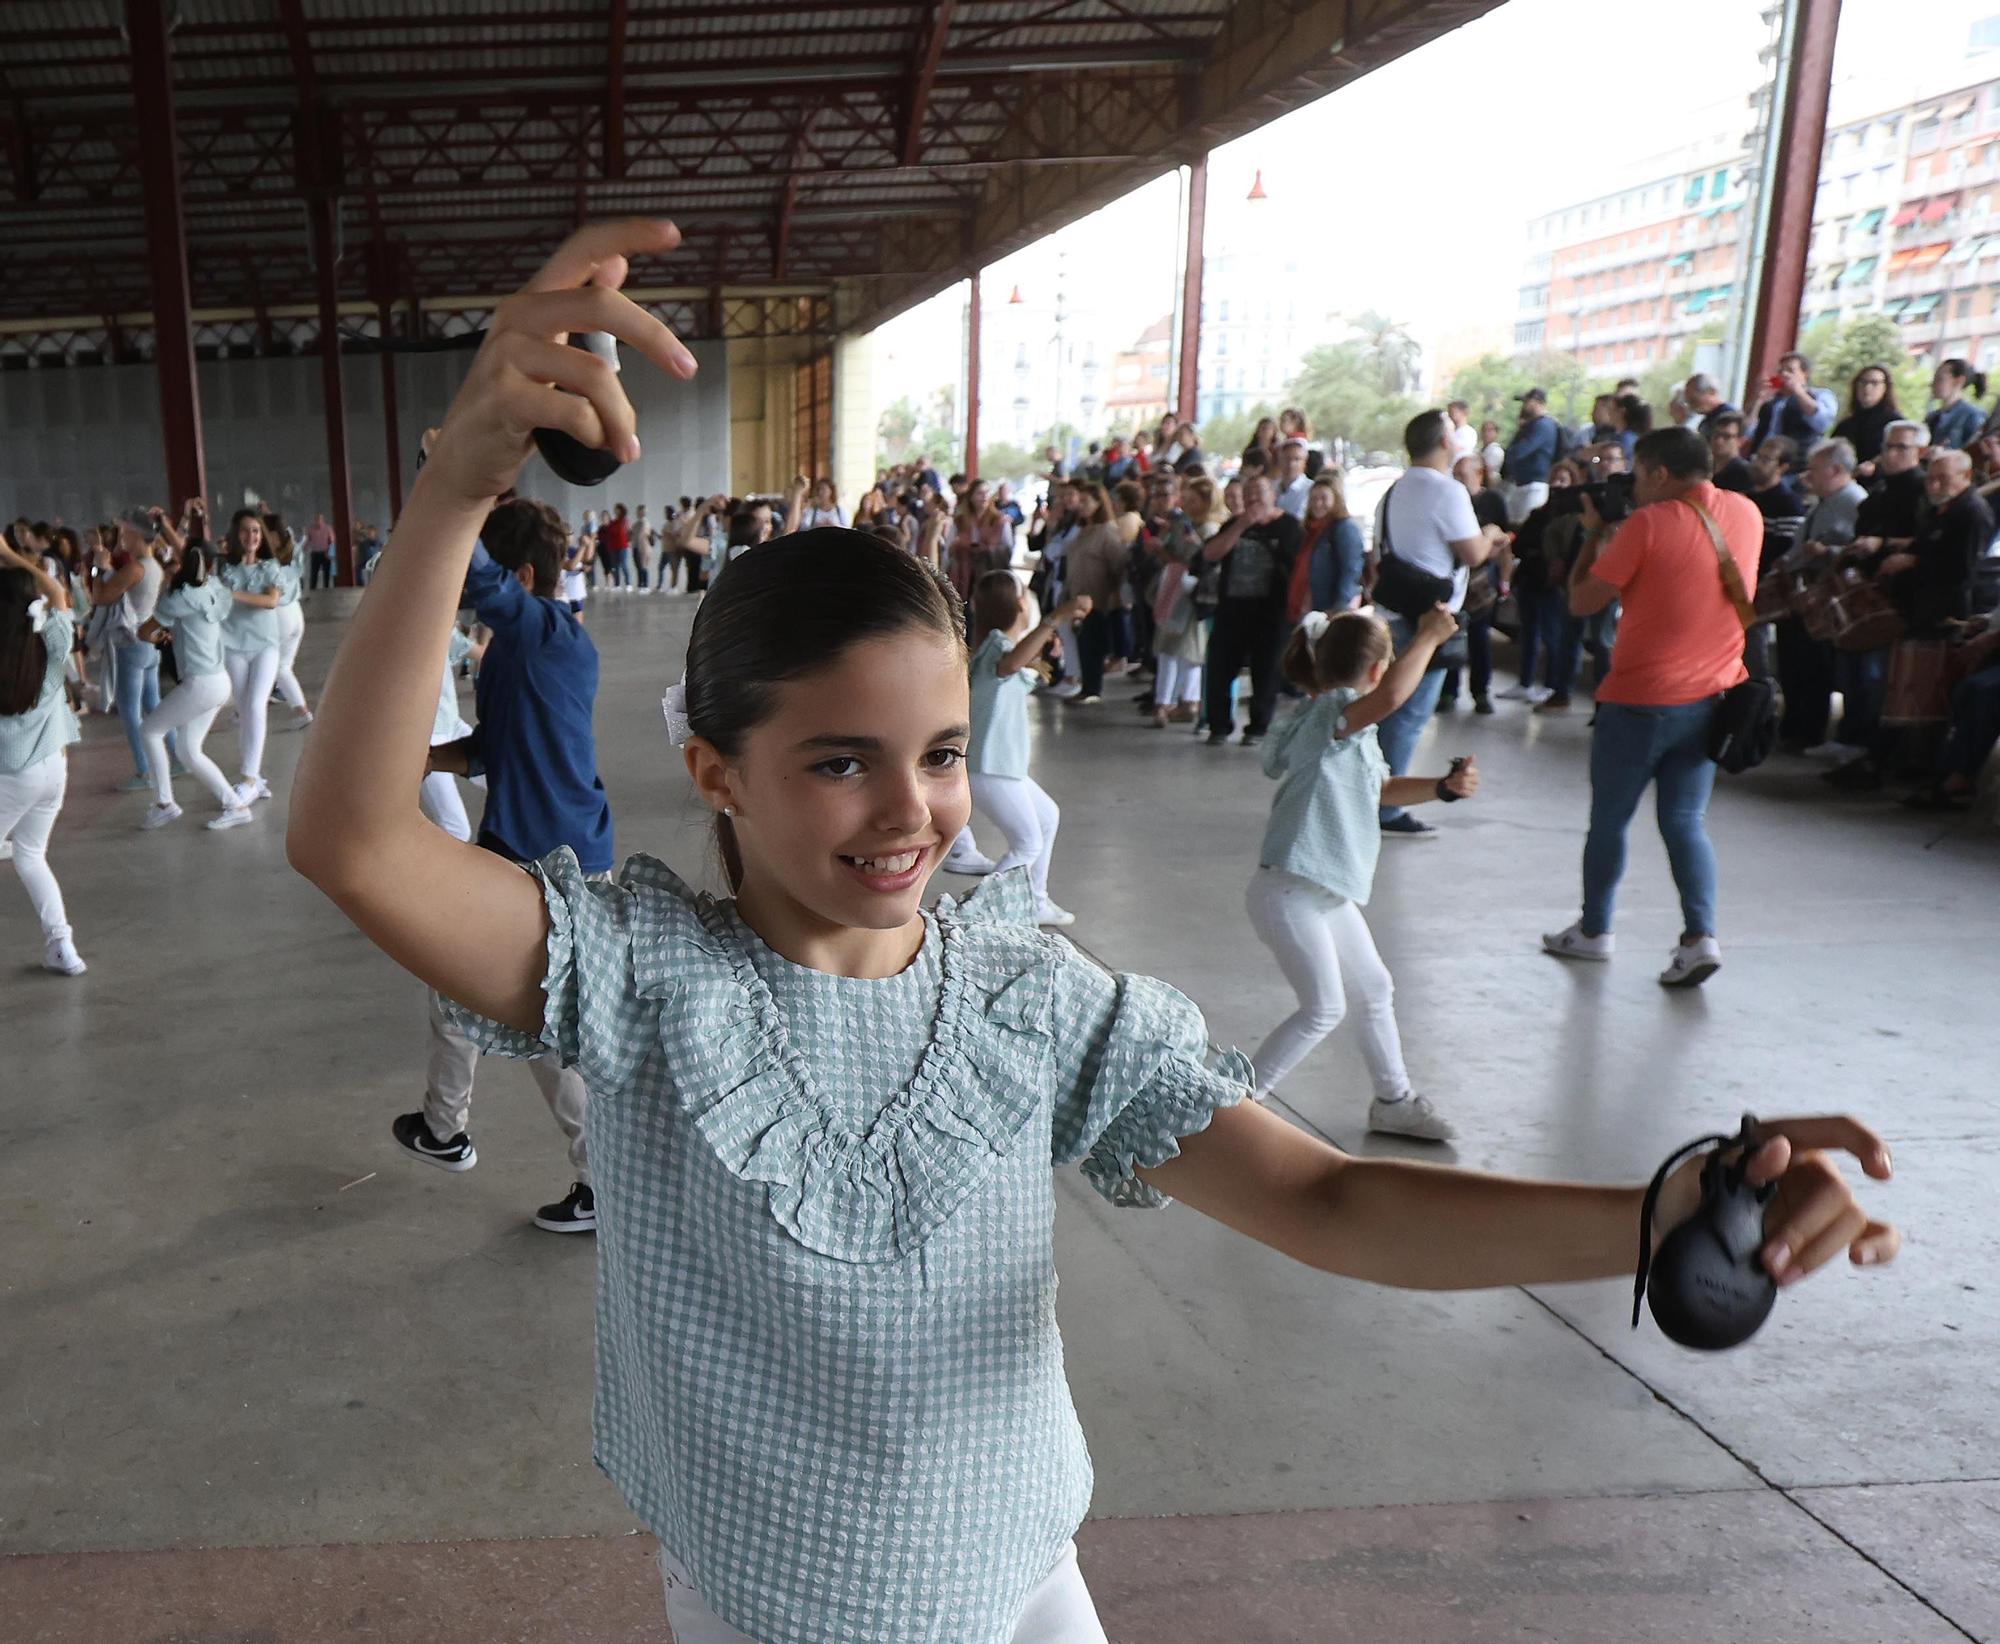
[{"xmin": 876, "ymin": 0, "xmax": 1999, "ymax": 411}]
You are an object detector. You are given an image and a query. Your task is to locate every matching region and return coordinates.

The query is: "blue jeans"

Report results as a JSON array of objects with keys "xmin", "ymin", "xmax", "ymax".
[
  {"xmin": 114, "ymin": 639, "xmax": 180, "ymax": 777},
  {"xmin": 1583, "ymin": 700, "xmax": 1721, "ymax": 939},
  {"xmin": 1514, "ymin": 587, "xmax": 1563, "ymax": 689},
  {"xmin": 1377, "ymin": 613, "xmax": 1447, "ymax": 822},
  {"xmin": 1834, "ymin": 647, "xmax": 1886, "ymax": 747}
]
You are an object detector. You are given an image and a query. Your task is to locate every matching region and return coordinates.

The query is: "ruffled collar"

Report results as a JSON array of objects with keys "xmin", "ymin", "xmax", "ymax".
[{"xmin": 628, "ymin": 863, "xmax": 1058, "ymax": 1263}]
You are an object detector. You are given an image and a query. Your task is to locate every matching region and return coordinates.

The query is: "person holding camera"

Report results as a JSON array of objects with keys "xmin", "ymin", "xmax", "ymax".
[
  {"xmin": 1367, "ymin": 410, "xmax": 1504, "ymax": 837},
  {"xmin": 1746, "ymin": 353, "xmax": 1837, "ymax": 472},
  {"xmin": 1542, "ymin": 427, "xmax": 1763, "ymax": 989}
]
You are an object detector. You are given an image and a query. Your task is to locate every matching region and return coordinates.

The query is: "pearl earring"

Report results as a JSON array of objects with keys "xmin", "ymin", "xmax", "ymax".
[{"xmin": 722, "ymin": 806, "xmax": 734, "ymax": 818}]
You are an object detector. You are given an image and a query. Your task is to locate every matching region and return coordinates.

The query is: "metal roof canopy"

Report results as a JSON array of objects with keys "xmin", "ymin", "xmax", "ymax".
[{"xmin": 0, "ymin": 0, "xmax": 1502, "ymax": 356}]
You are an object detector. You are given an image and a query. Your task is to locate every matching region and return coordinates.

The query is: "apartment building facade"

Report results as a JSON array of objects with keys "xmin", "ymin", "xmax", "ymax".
[{"xmin": 1515, "ymin": 55, "xmax": 2000, "ymax": 380}]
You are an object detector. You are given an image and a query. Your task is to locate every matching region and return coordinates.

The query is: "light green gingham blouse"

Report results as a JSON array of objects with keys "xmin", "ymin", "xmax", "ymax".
[
  {"xmin": 447, "ymin": 858, "xmax": 1249, "ymax": 1644},
  {"xmin": 1259, "ymin": 686, "xmax": 1390, "ymax": 906},
  {"xmin": 219, "ymin": 558, "xmax": 280, "ymax": 652},
  {"xmin": 0, "ymin": 609, "xmax": 78, "ymax": 774}
]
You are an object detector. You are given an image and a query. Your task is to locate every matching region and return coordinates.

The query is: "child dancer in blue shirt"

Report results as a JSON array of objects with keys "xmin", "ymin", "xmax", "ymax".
[
  {"xmin": 290, "ymin": 221, "xmax": 1900, "ymax": 1644},
  {"xmin": 1249, "ymin": 606, "xmax": 1473, "ymax": 1142}
]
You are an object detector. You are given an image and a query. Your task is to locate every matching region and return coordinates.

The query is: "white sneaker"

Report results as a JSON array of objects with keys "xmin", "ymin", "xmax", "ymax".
[
  {"xmin": 1035, "ymin": 898, "xmax": 1077, "ymax": 928},
  {"xmin": 281, "ymin": 709, "xmax": 314, "ymax": 733},
  {"xmin": 1368, "ymin": 1093, "xmax": 1458, "ymax": 1142},
  {"xmin": 1524, "ymin": 685, "xmax": 1554, "ymax": 704},
  {"xmin": 1495, "ymin": 684, "xmax": 1533, "ymax": 701},
  {"xmin": 942, "ymin": 845, "xmax": 1000, "ymax": 877},
  {"xmin": 1047, "ymin": 681, "xmax": 1083, "ymax": 700},
  {"xmin": 1803, "ymin": 741, "xmax": 1859, "ymax": 762},
  {"xmin": 42, "ymin": 935, "xmax": 87, "ymax": 976},
  {"xmin": 1659, "ymin": 936, "xmax": 1722, "ymax": 989},
  {"xmin": 234, "ymin": 777, "xmax": 273, "ymax": 806},
  {"xmin": 1543, "ymin": 921, "xmax": 1615, "ymax": 962},
  {"xmin": 141, "ymin": 801, "xmax": 183, "ymax": 831},
  {"xmin": 207, "ymin": 805, "xmax": 256, "ymax": 831}
]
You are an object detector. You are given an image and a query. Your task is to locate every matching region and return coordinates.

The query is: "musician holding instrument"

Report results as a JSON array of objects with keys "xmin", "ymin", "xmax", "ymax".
[
  {"xmin": 1772, "ymin": 439, "xmax": 1868, "ymax": 757},
  {"xmin": 1829, "ymin": 449, "xmax": 1998, "ymax": 791}
]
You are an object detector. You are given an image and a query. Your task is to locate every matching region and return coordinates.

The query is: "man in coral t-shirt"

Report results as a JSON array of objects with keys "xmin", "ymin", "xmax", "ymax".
[{"xmin": 1541, "ymin": 426, "xmax": 1762, "ymax": 990}]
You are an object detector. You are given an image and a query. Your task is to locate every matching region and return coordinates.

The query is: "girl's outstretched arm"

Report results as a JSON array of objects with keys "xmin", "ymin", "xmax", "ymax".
[
  {"xmin": 288, "ymin": 219, "xmax": 698, "ymax": 1033},
  {"xmin": 1142, "ymin": 1100, "xmax": 1897, "ymax": 1293}
]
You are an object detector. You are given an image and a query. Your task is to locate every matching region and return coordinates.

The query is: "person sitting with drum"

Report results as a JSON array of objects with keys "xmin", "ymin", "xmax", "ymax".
[
  {"xmin": 1904, "ymin": 611, "xmax": 2000, "ymax": 811},
  {"xmin": 1771, "ymin": 438, "xmax": 1869, "ymax": 758},
  {"xmin": 1828, "ymin": 449, "xmax": 1997, "ymax": 791}
]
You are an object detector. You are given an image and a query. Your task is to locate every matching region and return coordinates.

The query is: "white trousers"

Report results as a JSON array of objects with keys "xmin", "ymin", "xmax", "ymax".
[
  {"xmin": 142, "ymin": 670, "xmax": 237, "ymax": 809},
  {"xmin": 0, "ymin": 752, "xmax": 71, "ymax": 942},
  {"xmin": 1505, "ymin": 481, "xmax": 1549, "ymax": 527},
  {"xmin": 968, "ymin": 772, "xmax": 1059, "ymax": 902},
  {"xmin": 424, "ymin": 990, "xmax": 590, "ymax": 1179},
  {"xmin": 273, "ymin": 603, "xmax": 307, "ymax": 710},
  {"xmin": 657, "ymin": 1541, "xmax": 1107, "ymax": 1644},
  {"xmin": 1245, "ymin": 869, "xmax": 1411, "ymax": 1101},
  {"xmin": 224, "ymin": 646, "xmax": 280, "ymax": 782},
  {"xmin": 1153, "ymin": 655, "xmax": 1203, "ymax": 705},
  {"xmin": 419, "ymin": 771, "xmax": 472, "ymax": 844}
]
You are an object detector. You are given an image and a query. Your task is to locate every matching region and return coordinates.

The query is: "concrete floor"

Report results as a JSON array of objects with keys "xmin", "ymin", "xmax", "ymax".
[{"xmin": 4, "ymin": 588, "xmax": 1995, "ymax": 1642}]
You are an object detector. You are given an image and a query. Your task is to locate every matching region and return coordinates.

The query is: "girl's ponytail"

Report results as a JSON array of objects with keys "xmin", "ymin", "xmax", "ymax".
[
  {"xmin": 1280, "ymin": 624, "xmax": 1320, "ymax": 694},
  {"xmin": 0, "ymin": 566, "xmax": 47, "ymax": 717},
  {"xmin": 172, "ymin": 542, "xmax": 211, "ymax": 592}
]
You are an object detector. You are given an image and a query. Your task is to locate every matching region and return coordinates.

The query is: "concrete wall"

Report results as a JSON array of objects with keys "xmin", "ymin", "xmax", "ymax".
[
  {"xmin": 0, "ymin": 338, "xmax": 730, "ymax": 535},
  {"xmin": 727, "ymin": 336, "xmax": 808, "ymax": 497},
  {"xmin": 833, "ymin": 330, "xmax": 877, "ymax": 509}
]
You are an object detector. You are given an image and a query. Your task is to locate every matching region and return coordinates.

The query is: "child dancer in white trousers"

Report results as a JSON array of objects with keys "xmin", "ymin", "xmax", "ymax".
[
  {"xmin": 139, "ymin": 548, "xmax": 257, "ymax": 831},
  {"xmin": 0, "ymin": 543, "xmax": 86, "ymax": 972},
  {"xmin": 1248, "ymin": 608, "xmax": 1477, "ymax": 1142},
  {"xmin": 965, "ymin": 573, "xmax": 1092, "ymax": 927}
]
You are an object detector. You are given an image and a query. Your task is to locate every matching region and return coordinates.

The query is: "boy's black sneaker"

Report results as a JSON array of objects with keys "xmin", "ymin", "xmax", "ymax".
[
  {"xmin": 533, "ymin": 1181, "xmax": 596, "ymax": 1234},
  {"xmin": 392, "ymin": 1110, "xmax": 477, "ymax": 1171}
]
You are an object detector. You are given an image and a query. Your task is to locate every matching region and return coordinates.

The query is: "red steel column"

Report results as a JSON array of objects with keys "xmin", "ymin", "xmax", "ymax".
[
  {"xmin": 964, "ymin": 270, "xmax": 981, "ymax": 481},
  {"xmin": 1176, "ymin": 153, "xmax": 1207, "ymax": 423},
  {"xmin": 378, "ymin": 290, "xmax": 403, "ymax": 520},
  {"xmin": 374, "ymin": 240, "xmax": 403, "ymax": 519},
  {"xmin": 309, "ymin": 191, "xmax": 357, "ymax": 585},
  {"xmin": 127, "ymin": 0, "xmax": 207, "ymax": 511},
  {"xmin": 1743, "ymin": 0, "xmax": 1841, "ymax": 394}
]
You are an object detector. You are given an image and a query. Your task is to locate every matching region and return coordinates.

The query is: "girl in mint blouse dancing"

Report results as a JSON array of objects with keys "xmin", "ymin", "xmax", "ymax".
[
  {"xmin": 1248, "ymin": 606, "xmax": 1475, "ymax": 1143},
  {"xmin": 0, "ymin": 538, "xmax": 86, "ymax": 973},
  {"xmin": 966, "ymin": 570, "xmax": 1093, "ymax": 929},
  {"xmin": 288, "ymin": 221, "xmax": 1901, "ymax": 1644}
]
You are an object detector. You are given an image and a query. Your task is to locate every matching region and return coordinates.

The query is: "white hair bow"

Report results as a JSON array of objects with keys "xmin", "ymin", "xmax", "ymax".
[
  {"xmin": 25, "ymin": 597, "xmax": 49, "ymax": 635},
  {"xmin": 661, "ymin": 672, "xmax": 692, "ymax": 748},
  {"xmin": 1297, "ymin": 610, "xmax": 1332, "ymax": 644}
]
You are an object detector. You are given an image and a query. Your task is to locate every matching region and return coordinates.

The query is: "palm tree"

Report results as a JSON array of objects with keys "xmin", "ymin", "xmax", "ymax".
[{"xmin": 1347, "ymin": 309, "xmax": 1422, "ymax": 396}]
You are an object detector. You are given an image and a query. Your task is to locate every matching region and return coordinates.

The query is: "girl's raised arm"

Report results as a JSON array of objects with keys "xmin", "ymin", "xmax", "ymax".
[
  {"xmin": 287, "ymin": 219, "xmax": 698, "ymax": 1033},
  {"xmin": 1338, "ymin": 603, "xmax": 1458, "ymax": 737}
]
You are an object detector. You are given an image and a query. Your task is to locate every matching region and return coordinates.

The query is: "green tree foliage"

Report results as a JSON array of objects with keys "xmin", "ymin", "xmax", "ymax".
[
  {"xmin": 1346, "ymin": 310, "xmax": 1422, "ymax": 395},
  {"xmin": 1795, "ymin": 312, "xmax": 1930, "ymax": 422},
  {"xmin": 975, "ymin": 441, "xmax": 1044, "ymax": 483},
  {"xmin": 1200, "ymin": 404, "xmax": 1278, "ymax": 463},
  {"xmin": 1289, "ymin": 342, "xmax": 1421, "ymax": 457},
  {"xmin": 1446, "ymin": 351, "xmax": 1612, "ymax": 433},
  {"xmin": 876, "ymin": 396, "xmax": 920, "ymax": 469}
]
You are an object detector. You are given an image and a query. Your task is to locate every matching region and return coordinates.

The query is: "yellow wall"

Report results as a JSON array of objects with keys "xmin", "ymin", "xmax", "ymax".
[
  {"xmin": 727, "ymin": 337, "xmax": 810, "ymax": 496},
  {"xmin": 833, "ymin": 330, "xmax": 877, "ymax": 509}
]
